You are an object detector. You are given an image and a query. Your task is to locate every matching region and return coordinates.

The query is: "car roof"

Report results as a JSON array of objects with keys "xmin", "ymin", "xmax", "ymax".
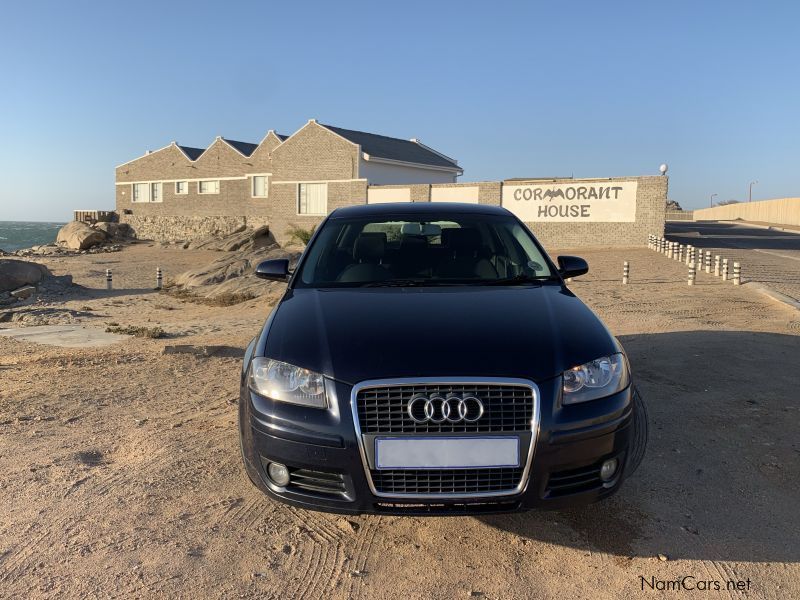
[{"xmin": 329, "ymin": 202, "xmax": 512, "ymax": 219}]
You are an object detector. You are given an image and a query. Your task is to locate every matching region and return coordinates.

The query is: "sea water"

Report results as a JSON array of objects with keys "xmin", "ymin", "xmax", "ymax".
[{"xmin": 0, "ymin": 221, "xmax": 65, "ymax": 252}]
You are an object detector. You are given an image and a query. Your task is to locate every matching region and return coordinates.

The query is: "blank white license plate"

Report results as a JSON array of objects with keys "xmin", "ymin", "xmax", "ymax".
[{"xmin": 375, "ymin": 436, "xmax": 520, "ymax": 470}]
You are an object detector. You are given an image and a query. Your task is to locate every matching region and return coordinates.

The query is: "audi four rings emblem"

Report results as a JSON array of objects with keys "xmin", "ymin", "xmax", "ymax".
[{"xmin": 407, "ymin": 394, "xmax": 485, "ymax": 423}]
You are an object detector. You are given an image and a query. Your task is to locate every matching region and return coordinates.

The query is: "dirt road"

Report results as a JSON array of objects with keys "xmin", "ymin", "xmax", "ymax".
[{"xmin": 1, "ymin": 244, "xmax": 798, "ymax": 599}]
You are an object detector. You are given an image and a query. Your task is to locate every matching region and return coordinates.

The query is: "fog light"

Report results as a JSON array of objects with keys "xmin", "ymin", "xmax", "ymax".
[
  {"xmin": 267, "ymin": 462, "xmax": 290, "ymax": 487},
  {"xmin": 600, "ymin": 458, "xmax": 619, "ymax": 482}
]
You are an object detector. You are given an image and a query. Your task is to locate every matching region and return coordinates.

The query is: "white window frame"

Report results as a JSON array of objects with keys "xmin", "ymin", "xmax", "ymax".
[
  {"xmin": 297, "ymin": 182, "xmax": 328, "ymax": 216},
  {"xmin": 175, "ymin": 181, "xmax": 188, "ymax": 195},
  {"xmin": 198, "ymin": 180, "xmax": 220, "ymax": 195},
  {"xmin": 251, "ymin": 175, "xmax": 269, "ymax": 198},
  {"xmin": 132, "ymin": 182, "xmax": 162, "ymax": 203},
  {"xmin": 132, "ymin": 183, "xmax": 146, "ymax": 203},
  {"xmin": 150, "ymin": 182, "xmax": 162, "ymax": 203}
]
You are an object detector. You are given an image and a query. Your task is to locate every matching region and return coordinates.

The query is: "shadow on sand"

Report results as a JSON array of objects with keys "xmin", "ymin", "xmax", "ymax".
[{"xmin": 480, "ymin": 330, "xmax": 800, "ymax": 563}]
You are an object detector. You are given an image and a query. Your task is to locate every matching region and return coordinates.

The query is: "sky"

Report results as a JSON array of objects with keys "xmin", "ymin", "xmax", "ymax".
[{"xmin": 1, "ymin": 0, "xmax": 798, "ymax": 221}]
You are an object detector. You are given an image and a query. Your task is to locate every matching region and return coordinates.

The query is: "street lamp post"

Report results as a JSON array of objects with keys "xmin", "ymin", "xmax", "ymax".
[
  {"xmin": 710, "ymin": 193, "xmax": 718, "ymax": 208},
  {"xmin": 749, "ymin": 180, "xmax": 758, "ymax": 202}
]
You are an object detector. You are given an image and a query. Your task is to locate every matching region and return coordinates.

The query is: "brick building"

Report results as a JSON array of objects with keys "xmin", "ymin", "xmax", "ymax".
[
  {"xmin": 115, "ymin": 120, "xmax": 462, "ymax": 243},
  {"xmin": 115, "ymin": 119, "xmax": 666, "ymax": 247}
]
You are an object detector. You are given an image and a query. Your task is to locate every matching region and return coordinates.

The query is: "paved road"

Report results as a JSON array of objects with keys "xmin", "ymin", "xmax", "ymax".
[{"xmin": 666, "ymin": 221, "xmax": 800, "ymax": 301}]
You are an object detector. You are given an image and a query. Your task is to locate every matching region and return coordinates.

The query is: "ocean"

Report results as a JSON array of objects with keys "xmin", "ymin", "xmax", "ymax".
[{"xmin": 0, "ymin": 221, "xmax": 66, "ymax": 252}]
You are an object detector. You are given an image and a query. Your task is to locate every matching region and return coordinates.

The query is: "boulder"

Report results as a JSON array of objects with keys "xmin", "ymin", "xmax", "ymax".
[
  {"xmin": 186, "ymin": 225, "xmax": 271, "ymax": 252},
  {"xmin": 172, "ymin": 245, "xmax": 301, "ymax": 299},
  {"xmin": 93, "ymin": 222, "xmax": 130, "ymax": 239},
  {"xmin": 57, "ymin": 221, "xmax": 107, "ymax": 250},
  {"xmin": 0, "ymin": 259, "xmax": 47, "ymax": 292}
]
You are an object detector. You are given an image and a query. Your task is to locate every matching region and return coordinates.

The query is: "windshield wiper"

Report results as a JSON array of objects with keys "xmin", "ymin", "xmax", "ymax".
[
  {"xmin": 362, "ymin": 279, "xmax": 430, "ymax": 287},
  {"xmin": 481, "ymin": 274, "xmax": 557, "ymax": 286}
]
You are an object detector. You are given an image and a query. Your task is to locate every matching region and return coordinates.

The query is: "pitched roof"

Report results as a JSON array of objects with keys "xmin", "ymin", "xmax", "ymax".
[
  {"xmin": 177, "ymin": 145, "xmax": 205, "ymax": 161},
  {"xmin": 321, "ymin": 124, "xmax": 459, "ymax": 170},
  {"xmin": 222, "ymin": 138, "xmax": 259, "ymax": 157},
  {"xmin": 275, "ymin": 133, "xmax": 290, "ymax": 141}
]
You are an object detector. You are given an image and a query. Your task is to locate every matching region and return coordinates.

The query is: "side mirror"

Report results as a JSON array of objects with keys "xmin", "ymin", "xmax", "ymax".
[
  {"xmin": 255, "ymin": 259, "xmax": 290, "ymax": 282},
  {"xmin": 557, "ymin": 255, "xmax": 589, "ymax": 279}
]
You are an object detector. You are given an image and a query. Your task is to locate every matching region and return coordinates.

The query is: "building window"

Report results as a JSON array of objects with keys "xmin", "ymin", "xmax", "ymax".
[
  {"xmin": 133, "ymin": 183, "xmax": 146, "ymax": 202},
  {"xmin": 298, "ymin": 183, "xmax": 327, "ymax": 215},
  {"xmin": 132, "ymin": 182, "xmax": 162, "ymax": 203},
  {"xmin": 175, "ymin": 181, "xmax": 188, "ymax": 195},
  {"xmin": 198, "ymin": 180, "xmax": 220, "ymax": 194},
  {"xmin": 252, "ymin": 175, "xmax": 268, "ymax": 198}
]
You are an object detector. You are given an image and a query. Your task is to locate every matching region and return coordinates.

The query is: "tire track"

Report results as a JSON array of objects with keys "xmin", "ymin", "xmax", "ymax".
[{"xmin": 346, "ymin": 516, "xmax": 383, "ymax": 600}]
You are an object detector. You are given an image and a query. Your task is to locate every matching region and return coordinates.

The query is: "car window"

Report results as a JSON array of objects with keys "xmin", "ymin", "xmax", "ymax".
[{"xmin": 296, "ymin": 213, "xmax": 553, "ymax": 287}]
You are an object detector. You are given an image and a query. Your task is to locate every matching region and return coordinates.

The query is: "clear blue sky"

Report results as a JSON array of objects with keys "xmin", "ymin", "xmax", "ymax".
[{"xmin": 1, "ymin": 0, "xmax": 798, "ymax": 221}]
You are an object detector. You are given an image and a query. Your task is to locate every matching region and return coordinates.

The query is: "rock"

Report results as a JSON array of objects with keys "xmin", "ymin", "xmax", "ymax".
[
  {"xmin": 56, "ymin": 221, "xmax": 107, "ymax": 250},
  {"xmin": 186, "ymin": 225, "xmax": 271, "ymax": 252},
  {"xmin": 0, "ymin": 259, "xmax": 47, "ymax": 292},
  {"xmin": 10, "ymin": 286, "xmax": 36, "ymax": 300},
  {"xmin": 657, "ymin": 553, "xmax": 669, "ymax": 561}
]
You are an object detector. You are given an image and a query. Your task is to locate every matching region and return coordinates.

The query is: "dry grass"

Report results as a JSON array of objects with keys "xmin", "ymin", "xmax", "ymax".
[
  {"xmin": 105, "ymin": 324, "xmax": 166, "ymax": 338},
  {"xmin": 161, "ymin": 287, "xmax": 256, "ymax": 307}
]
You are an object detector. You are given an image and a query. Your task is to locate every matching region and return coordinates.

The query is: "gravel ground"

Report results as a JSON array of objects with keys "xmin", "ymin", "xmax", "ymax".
[{"xmin": 1, "ymin": 243, "xmax": 798, "ymax": 599}]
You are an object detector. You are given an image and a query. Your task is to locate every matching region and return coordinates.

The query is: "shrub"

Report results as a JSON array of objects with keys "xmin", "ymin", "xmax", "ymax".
[{"xmin": 285, "ymin": 223, "xmax": 316, "ymax": 246}]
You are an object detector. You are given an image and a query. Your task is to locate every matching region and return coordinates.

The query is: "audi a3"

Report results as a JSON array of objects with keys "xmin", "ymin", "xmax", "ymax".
[{"xmin": 239, "ymin": 203, "xmax": 647, "ymax": 514}]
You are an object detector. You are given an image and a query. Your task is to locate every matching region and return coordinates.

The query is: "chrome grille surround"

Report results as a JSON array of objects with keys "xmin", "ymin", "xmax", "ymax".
[{"xmin": 350, "ymin": 377, "xmax": 540, "ymax": 500}]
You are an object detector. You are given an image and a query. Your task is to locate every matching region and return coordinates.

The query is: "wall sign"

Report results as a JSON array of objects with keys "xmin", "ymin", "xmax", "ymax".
[{"xmin": 502, "ymin": 181, "xmax": 638, "ymax": 222}]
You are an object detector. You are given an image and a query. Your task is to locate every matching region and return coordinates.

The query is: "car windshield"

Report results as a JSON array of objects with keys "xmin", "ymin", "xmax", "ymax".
[{"xmin": 294, "ymin": 213, "xmax": 555, "ymax": 287}]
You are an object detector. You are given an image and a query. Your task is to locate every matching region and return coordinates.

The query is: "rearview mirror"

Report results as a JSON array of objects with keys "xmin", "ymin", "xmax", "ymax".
[
  {"xmin": 557, "ymin": 255, "xmax": 589, "ymax": 279},
  {"xmin": 255, "ymin": 259, "xmax": 290, "ymax": 282}
]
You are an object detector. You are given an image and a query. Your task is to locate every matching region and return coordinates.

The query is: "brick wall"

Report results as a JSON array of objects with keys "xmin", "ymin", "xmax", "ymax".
[
  {"xmin": 114, "ymin": 123, "xmax": 665, "ymax": 248},
  {"xmin": 364, "ymin": 178, "xmax": 666, "ymax": 248}
]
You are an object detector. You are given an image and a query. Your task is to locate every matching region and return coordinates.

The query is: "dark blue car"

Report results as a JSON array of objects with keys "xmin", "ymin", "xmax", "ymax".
[{"xmin": 239, "ymin": 203, "xmax": 647, "ymax": 515}]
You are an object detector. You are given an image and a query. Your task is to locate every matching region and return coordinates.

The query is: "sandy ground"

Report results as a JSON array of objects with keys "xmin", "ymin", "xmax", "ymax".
[{"xmin": 1, "ymin": 243, "xmax": 799, "ymax": 599}]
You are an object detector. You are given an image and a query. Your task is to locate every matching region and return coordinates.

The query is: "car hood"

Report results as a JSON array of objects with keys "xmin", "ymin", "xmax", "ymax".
[{"xmin": 262, "ymin": 285, "xmax": 620, "ymax": 385}]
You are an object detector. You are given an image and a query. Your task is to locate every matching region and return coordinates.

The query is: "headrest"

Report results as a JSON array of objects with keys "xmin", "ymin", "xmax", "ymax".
[
  {"xmin": 442, "ymin": 228, "xmax": 482, "ymax": 252},
  {"xmin": 400, "ymin": 223, "xmax": 422, "ymax": 235},
  {"xmin": 399, "ymin": 234, "xmax": 428, "ymax": 250},
  {"xmin": 353, "ymin": 232, "xmax": 386, "ymax": 261}
]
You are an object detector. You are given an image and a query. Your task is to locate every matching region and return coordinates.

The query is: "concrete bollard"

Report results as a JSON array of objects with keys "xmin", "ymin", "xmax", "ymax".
[
  {"xmin": 714, "ymin": 255, "xmax": 720, "ymax": 277},
  {"xmin": 688, "ymin": 262, "xmax": 695, "ymax": 286},
  {"xmin": 106, "ymin": 269, "xmax": 112, "ymax": 291},
  {"xmin": 623, "ymin": 261, "xmax": 629, "ymax": 285},
  {"xmin": 685, "ymin": 245, "xmax": 692, "ymax": 265},
  {"xmin": 722, "ymin": 258, "xmax": 729, "ymax": 281},
  {"xmin": 156, "ymin": 267, "xmax": 163, "ymax": 290},
  {"xmin": 733, "ymin": 262, "xmax": 741, "ymax": 285}
]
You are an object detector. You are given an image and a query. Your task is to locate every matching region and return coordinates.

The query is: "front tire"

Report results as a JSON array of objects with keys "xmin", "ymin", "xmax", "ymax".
[{"xmin": 625, "ymin": 386, "xmax": 648, "ymax": 476}]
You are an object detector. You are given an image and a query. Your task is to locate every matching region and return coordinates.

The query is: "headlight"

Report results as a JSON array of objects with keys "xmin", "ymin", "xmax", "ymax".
[
  {"xmin": 248, "ymin": 358, "xmax": 328, "ymax": 408},
  {"xmin": 562, "ymin": 353, "xmax": 629, "ymax": 405}
]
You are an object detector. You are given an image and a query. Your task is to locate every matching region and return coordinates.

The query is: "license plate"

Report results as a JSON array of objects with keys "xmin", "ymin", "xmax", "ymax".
[{"xmin": 374, "ymin": 436, "xmax": 520, "ymax": 470}]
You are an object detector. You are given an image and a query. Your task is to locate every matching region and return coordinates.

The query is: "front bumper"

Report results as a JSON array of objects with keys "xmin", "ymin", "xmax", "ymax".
[{"xmin": 239, "ymin": 377, "xmax": 634, "ymax": 515}]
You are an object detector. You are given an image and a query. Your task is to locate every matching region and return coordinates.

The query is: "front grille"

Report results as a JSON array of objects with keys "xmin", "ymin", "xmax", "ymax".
[
  {"xmin": 546, "ymin": 464, "xmax": 602, "ymax": 497},
  {"xmin": 370, "ymin": 468, "xmax": 524, "ymax": 495},
  {"xmin": 356, "ymin": 383, "xmax": 534, "ymax": 433}
]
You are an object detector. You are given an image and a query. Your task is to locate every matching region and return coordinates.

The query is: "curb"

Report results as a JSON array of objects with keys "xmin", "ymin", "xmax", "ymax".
[{"xmin": 743, "ymin": 282, "xmax": 800, "ymax": 311}]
